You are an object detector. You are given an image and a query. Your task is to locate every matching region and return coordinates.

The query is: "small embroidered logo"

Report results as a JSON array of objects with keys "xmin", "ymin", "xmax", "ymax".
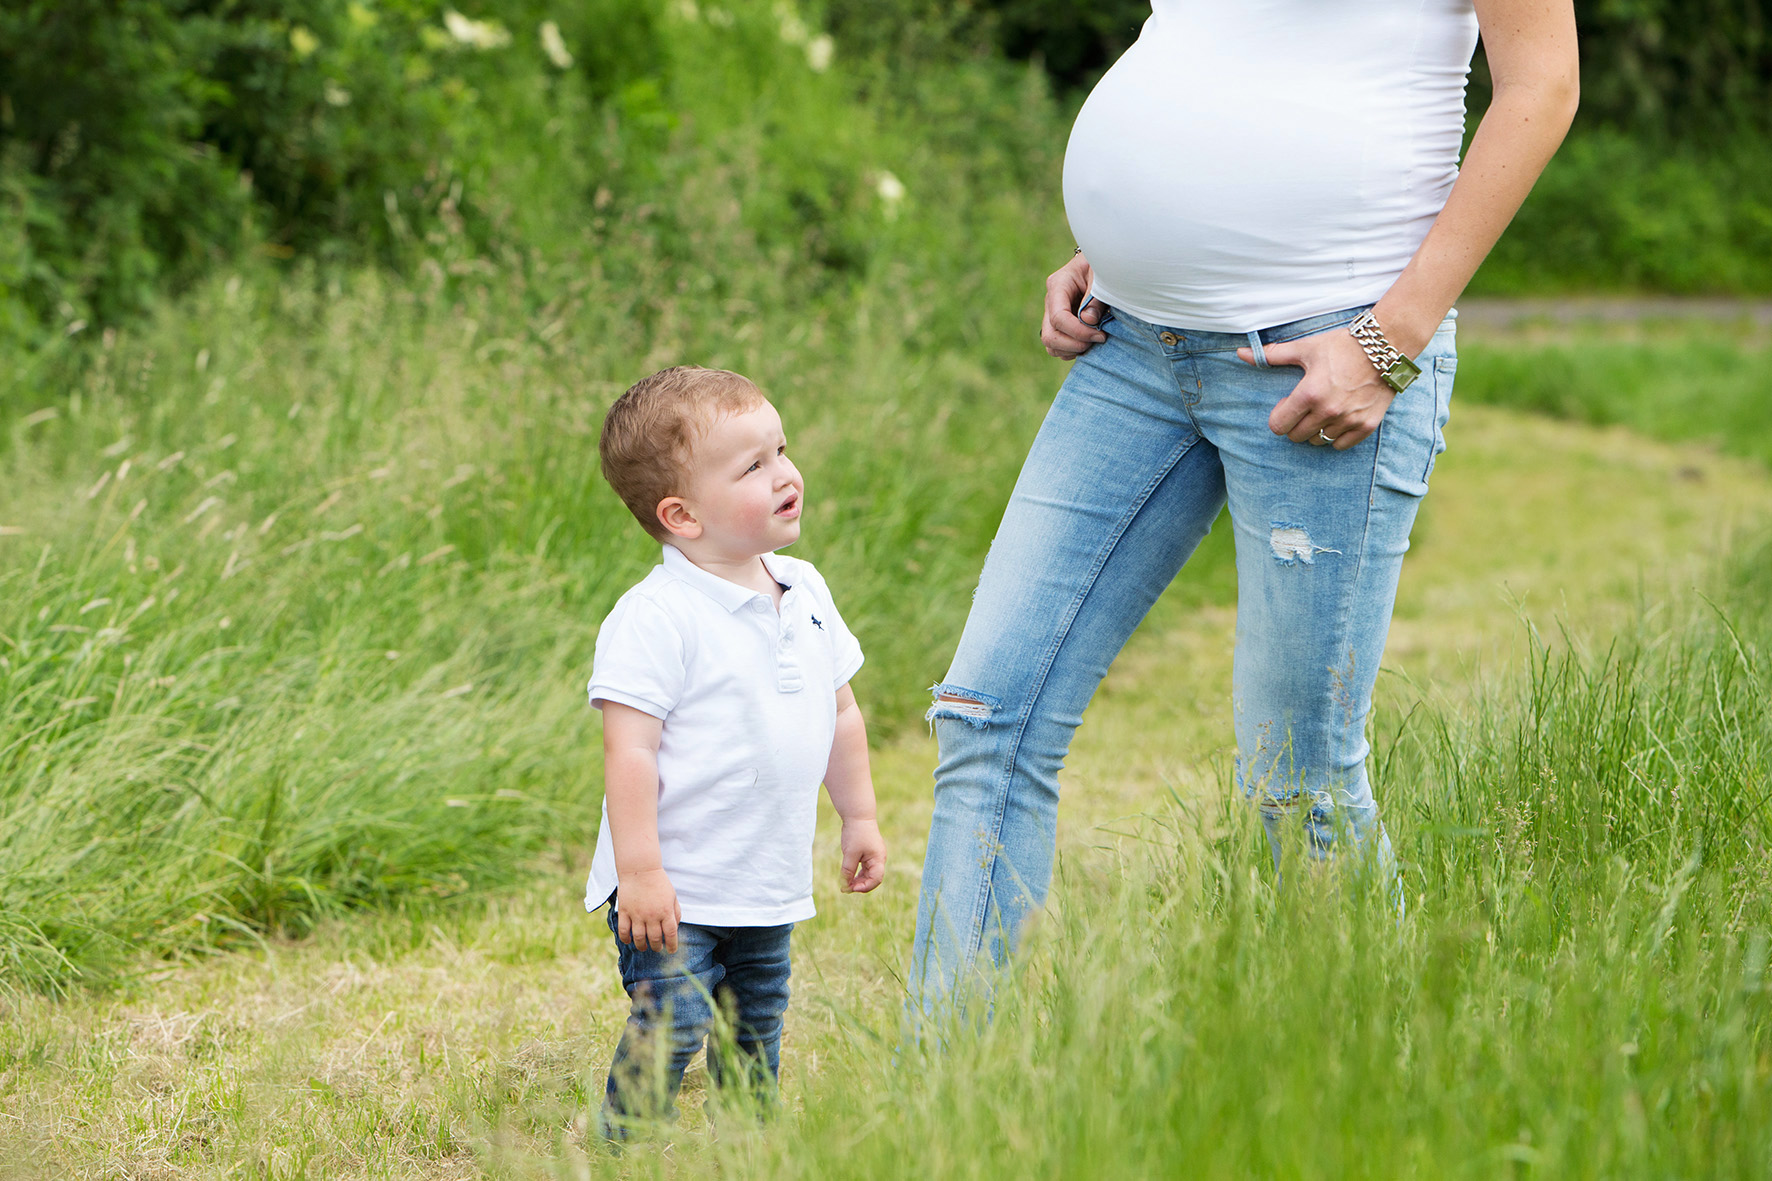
[{"xmin": 810, "ymin": 614, "xmax": 824, "ymax": 630}]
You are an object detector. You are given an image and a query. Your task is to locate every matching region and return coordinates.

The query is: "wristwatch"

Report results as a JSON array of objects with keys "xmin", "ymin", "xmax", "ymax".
[{"xmin": 1348, "ymin": 310, "xmax": 1422, "ymax": 394}]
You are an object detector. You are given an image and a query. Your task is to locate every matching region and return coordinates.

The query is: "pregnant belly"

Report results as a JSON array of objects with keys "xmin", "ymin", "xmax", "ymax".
[{"xmin": 1061, "ymin": 40, "xmax": 1394, "ymax": 328}]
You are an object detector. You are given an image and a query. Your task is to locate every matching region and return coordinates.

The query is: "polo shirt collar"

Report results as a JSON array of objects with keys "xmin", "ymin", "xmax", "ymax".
[{"xmin": 660, "ymin": 544, "xmax": 798, "ymax": 612}]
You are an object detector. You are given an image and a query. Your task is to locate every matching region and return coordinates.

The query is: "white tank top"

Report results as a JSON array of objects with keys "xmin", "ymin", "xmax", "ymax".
[{"xmin": 1063, "ymin": 0, "xmax": 1478, "ymax": 332}]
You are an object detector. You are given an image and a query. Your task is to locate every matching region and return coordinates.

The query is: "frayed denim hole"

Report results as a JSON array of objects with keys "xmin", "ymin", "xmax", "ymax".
[
  {"xmin": 1268, "ymin": 521, "xmax": 1341, "ymax": 565},
  {"xmin": 925, "ymin": 682, "xmax": 996, "ymax": 731},
  {"xmin": 1251, "ymin": 786, "xmax": 1336, "ymax": 821}
]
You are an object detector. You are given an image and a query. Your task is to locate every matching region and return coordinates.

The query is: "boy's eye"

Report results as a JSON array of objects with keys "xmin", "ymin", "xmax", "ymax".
[
  {"xmin": 745, "ymin": 460, "xmax": 761, "ymax": 474},
  {"xmin": 777, "ymin": 445, "xmax": 786, "ymax": 456}
]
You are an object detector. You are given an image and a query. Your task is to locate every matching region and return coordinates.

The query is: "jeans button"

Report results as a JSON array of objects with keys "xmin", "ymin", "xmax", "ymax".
[{"xmin": 1159, "ymin": 331, "xmax": 1179, "ymax": 346}]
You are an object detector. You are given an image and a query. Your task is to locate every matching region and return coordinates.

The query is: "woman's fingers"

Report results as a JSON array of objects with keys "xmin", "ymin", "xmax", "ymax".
[
  {"xmin": 1041, "ymin": 255, "xmax": 1105, "ymax": 358},
  {"xmin": 1260, "ymin": 330, "xmax": 1395, "ymax": 448},
  {"xmin": 1044, "ymin": 298, "xmax": 1104, "ymax": 354}
]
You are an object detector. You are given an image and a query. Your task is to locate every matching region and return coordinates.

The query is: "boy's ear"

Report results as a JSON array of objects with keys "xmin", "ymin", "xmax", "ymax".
[{"xmin": 656, "ymin": 496, "xmax": 702, "ymax": 540}]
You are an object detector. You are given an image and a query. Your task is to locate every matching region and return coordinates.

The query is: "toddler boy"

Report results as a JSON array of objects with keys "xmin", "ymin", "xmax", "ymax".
[{"xmin": 587, "ymin": 365, "xmax": 886, "ymax": 1134}]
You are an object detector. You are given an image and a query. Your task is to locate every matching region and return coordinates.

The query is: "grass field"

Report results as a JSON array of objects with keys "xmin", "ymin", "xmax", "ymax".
[
  {"xmin": 4, "ymin": 0, "xmax": 1772, "ymax": 1167},
  {"xmin": 3, "ymin": 297, "xmax": 1771, "ymax": 1174}
]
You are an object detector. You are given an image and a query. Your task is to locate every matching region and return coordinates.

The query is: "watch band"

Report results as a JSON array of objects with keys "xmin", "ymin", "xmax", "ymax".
[{"xmin": 1348, "ymin": 309, "xmax": 1422, "ymax": 394}]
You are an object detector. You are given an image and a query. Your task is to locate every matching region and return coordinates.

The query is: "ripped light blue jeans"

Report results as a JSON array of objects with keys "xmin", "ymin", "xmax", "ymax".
[{"xmin": 910, "ymin": 302, "xmax": 1456, "ymax": 1018}]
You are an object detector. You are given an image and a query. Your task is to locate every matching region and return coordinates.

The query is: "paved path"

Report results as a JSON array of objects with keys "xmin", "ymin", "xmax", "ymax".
[{"xmin": 1457, "ymin": 295, "xmax": 1772, "ymax": 338}]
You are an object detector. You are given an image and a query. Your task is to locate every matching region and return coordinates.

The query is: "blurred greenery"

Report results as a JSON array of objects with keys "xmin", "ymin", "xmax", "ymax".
[
  {"xmin": 3, "ymin": 1, "xmax": 1772, "ymax": 354},
  {"xmin": 879, "ymin": 0, "xmax": 1772, "ymax": 134}
]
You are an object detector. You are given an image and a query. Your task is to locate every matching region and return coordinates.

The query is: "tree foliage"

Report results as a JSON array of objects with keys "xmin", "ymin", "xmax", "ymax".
[
  {"xmin": 1, "ymin": 0, "xmax": 1770, "ymax": 351},
  {"xmin": 837, "ymin": 0, "xmax": 1772, "ymax": 136}
]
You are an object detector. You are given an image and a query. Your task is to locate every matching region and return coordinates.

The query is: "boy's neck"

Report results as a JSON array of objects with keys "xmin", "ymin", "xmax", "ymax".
[{"xmin": 671, "ymin": 544, "xmax": 784, "ymax": 608}]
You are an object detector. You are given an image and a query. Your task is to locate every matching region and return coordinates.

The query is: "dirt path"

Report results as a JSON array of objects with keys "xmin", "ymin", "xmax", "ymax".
[{"xmin": 1456, "ymin": 296, "xmax": 1772, "ymax": 341}]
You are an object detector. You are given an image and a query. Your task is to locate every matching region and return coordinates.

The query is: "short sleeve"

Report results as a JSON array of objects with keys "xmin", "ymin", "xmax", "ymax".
[
  {"xmin": 587, "ymin": 594, "xmax": 686, "ymax": 719},
  {"xmin": 800, "ymin": 565, "xmax": 864, "ymax": 689}
]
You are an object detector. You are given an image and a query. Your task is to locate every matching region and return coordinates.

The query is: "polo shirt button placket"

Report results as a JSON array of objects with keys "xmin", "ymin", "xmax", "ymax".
[{"xmin": 776, "ymin": 607, "xmax": 803, "ymax": 692}]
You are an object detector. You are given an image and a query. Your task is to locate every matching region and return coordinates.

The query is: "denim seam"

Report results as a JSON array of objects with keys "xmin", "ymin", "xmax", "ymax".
[
  {"xmin": 959, "ymin": 368, "xmax": 1203, "ymax": 971},
  {"xmin": 1180, "ymin": 352, "xmax": 1208, "ymax": 419},
  {"xmin": 1333, "ymin": 416, "xmax": 1386, "ymax": 807}
]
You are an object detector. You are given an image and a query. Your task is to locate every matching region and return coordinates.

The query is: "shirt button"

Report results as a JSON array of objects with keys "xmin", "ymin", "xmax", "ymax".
[
  {"xmin": 1159, "ymin": 331, "xmax": 1179, "ymax": 346},
  {"xmin": 753, "ymin": 600, "xmax": 769, "ymax": 613}
]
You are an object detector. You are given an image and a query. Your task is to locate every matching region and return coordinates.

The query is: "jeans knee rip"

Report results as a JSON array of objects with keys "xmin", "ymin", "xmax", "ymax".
[
  {"xmin": 925, "ymin": 683, "xmax": 997, "ymax": 730},
  {"xmin": 1252, "ymin": 786, "xmax": 1337, "ymax": 820}
]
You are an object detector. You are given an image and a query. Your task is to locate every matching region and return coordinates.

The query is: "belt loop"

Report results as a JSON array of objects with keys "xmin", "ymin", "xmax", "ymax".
[{"xmin": 1245, "ymin": 330, "xmax": 1268, "ymax": 368}]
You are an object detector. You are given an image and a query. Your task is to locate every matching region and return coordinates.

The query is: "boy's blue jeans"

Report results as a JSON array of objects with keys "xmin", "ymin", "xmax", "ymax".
[
  {"xmin": 911, "ymin": 302, "xmax": 1457, "ymax": 1021},
  {"xmin": 601, "ymin": 906, "xmax": 793, "ymax": 1128}
]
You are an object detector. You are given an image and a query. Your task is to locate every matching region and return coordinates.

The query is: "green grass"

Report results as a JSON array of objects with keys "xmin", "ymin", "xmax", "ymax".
[
  {"xmin": 1457, "ymin": 330, "xmax": 1772, "ymax": 465},
  {"xmin": 0, "ymin": 75, "xmax": 1212, "ymax": 991},
  {"xmin": 643, "ymin": 564, "xmax": 1772, "ymax": 1178},
  {"xmin": 0, "ymin": 0, "xmax": 1122, "ymax": 989}
]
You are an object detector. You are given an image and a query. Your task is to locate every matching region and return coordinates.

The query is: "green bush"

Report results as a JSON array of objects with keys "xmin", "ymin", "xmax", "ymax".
[
  {"xmin": 0, "ymin": 0, "xmax": 627, "ymax": 348},
  {"xmin": 1471, "ymin": 132, "xmax": 1772, "ymax": 294},
  {"xmin": 5, "ymin": 0, "xmax": 1772, "ymax": 354}
]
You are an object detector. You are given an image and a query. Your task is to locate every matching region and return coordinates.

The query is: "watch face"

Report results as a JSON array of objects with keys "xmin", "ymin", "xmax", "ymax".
[{"xmin": 1384, "ymin": 357, "xmax": 1422, "ymax": 393}]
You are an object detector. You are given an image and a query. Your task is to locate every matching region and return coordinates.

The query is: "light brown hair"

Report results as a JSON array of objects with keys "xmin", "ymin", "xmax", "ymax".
[{"xmin": 599, "ymin": 366, "xmax": 767, "ymax": 541}]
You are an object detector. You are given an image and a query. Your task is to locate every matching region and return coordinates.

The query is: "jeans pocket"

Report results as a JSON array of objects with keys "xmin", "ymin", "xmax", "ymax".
[{"xmin": 1373, "ymin": 338, "xmax": 1456, "ymax": 497}]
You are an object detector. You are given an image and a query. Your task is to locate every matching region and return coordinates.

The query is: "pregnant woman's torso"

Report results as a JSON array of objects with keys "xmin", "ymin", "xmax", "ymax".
[{"xmin": 1063, "ymin": 0, "xmax": 1478, "ymax": 332}]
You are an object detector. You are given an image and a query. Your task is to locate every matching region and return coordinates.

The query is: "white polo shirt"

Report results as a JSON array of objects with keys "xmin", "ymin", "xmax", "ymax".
[{"xmin": 584, "ymin": 544, "xmax": 864, "ymax": 927}]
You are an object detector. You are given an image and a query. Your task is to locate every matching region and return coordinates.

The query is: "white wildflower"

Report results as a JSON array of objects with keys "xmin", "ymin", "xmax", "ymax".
[
  {"xmin": 775, "ymin": 2, "xmax": 808, "ymax": 45},
  {"xmin": 444, "ymin": 10, "xmax": 512, "ymax": 50},
  {"xmin": 876, "ymin": 170, "xmax": 906, "ymax": 204},
  {"xmin": 539, "ymin": 21, "xmax": 573, "ymax": 68},
  {"xmin": 673, "ymin": 0, "xmax": 700, "ymax": 20},
  {"xmin": 323, "ymin": 79, "xmax": 352, "ymax": 106},
  {"xmin": 806, "ymin": 33, "xmax": 834, "ymax": 72}
]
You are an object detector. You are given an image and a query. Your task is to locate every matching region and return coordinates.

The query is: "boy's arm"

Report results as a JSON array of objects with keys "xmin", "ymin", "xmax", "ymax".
[
  {"xmin": 601, "ymin": 701, "xmax": 681, "ymax": 952},
  {"xmin": 825, "ymin": 683, "xmax": 885, "ymax": 894}
]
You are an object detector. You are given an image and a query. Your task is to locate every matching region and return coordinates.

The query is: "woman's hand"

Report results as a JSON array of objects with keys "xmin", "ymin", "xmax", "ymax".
[
  {"xmin": 1041, "ymin": 252, "xmax": 1107, "ymax": 359},
  {"xmin": 1238, "ymin": 330, "xmax": 1396, "ymax": 450}
]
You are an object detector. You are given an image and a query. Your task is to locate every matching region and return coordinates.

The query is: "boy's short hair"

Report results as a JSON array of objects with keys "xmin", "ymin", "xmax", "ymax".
[{"xmin": 600, "ymin": 366, "xmax": 767, "ymax": 541}]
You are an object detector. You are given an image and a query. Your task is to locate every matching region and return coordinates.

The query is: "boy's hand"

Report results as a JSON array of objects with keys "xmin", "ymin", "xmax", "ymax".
[
  {"xmin": 616, "ymin": 868, "xmax": 681, "ymax": 953},
  {"xmin": 839, "ymin": 818, "xmax": 887, "ymax": 894}
]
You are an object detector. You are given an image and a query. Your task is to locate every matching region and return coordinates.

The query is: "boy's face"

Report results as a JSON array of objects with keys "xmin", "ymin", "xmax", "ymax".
[{"xmin": 665, "ymin": 400, "xmax": 803, "ymax": 559}]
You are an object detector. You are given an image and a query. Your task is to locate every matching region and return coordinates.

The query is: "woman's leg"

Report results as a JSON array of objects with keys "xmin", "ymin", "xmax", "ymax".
[
  {"xmin": 1196, "ymin": 311, "xmax": 1456, "ymax": 891},
  {"xmin": 910, "ymin": 311, "xmax": 1228, "ymax": 1022}
]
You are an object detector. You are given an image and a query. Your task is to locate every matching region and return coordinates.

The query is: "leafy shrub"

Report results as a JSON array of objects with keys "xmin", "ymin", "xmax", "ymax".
[
  {"xmin": 1472, "ymin": 130, "xmax": 1772, "ymax": 294},
  {"xmin": 0, "ymin": 1, "xmax": 631, "ymax": 348}
]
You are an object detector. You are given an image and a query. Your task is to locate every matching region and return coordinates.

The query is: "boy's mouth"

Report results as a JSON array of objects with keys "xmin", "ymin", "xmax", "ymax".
[{"xmin": 775, "ymin": 492, "xmax": 801, "ymax": 518}]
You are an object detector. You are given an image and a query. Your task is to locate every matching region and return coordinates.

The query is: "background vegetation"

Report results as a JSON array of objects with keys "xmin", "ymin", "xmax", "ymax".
[{"xmin": 5, "ymin": 0, "xmax": 1772, "ymax": 354}]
